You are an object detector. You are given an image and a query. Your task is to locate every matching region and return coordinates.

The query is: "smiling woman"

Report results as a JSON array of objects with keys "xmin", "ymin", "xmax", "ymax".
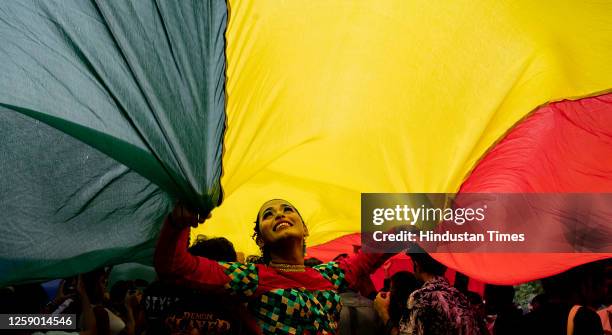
[
  {"xmin": 252, "ymin": 199, "xmax": 309, "ymax": 266},
  {"xmin": 155, "ymin": 200, "xmax": 393, "ymax": 334}
]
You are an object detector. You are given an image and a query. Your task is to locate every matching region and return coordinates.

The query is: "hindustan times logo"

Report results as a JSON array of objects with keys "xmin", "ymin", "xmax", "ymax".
[{"xmin": 371, "ymin": 204, "xmax": 487, "ymax": 226}]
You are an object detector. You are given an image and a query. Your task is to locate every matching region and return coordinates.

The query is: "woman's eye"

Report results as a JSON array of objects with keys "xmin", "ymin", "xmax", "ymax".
[
  {"xmin": 284, "ymin": 207, "xmax": 293, "ymax": 212},
  {"xmin": 263, "ymin": 212, "xmax": 272, "ymax": 219}
]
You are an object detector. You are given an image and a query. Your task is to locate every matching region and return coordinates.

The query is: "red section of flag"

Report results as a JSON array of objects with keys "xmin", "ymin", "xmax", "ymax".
[
  {"xmin": 309, "ymin": 93, "xmax": 612, "ymax": 285},
  {"xmin": 436, "ymin": 93, "xmax": 612, "ymax": 284}
]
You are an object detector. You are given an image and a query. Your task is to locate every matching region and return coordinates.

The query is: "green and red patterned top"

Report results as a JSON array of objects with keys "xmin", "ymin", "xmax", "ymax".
[{"xmin": 156, "ymin": 223, "xmax": 391, "ymax": 334}]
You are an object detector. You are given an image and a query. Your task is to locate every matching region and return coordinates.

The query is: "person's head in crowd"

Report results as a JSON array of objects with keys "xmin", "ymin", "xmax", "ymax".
[
  {"xmin": 82, "ymin": 267, "xmax": 110, "ymax": 304},
  {"xmin": 252, "ymin": 199, "xmax": 308, "ymax": 264},
  {"xmin": 407, "ymin": 245, "xmax": 447, "ymax": 282},
  {"xmin": 541, "ymin": 259, "xmax": 607, "ymax": 308},
  {"xmin": 388, "ymin": 271, "xmax": 419, "ymax": 324},
  {"xmin": 189, "ymin": 235, "xmax": 237, "ymax": 262},
  {"xmin": 484, "ymin": 285, "xmax": 515, "ymax": 314},
  {"xmin": 304, "ymin": 257, "xmax": 323, "ymax": 267},
  {"xmin": 465, "ymin": 291, "xmax": 484, "ymax": 305},
  {"xmin": 529, "ymin": 293, "xmax": 548, "ymax": 312}
]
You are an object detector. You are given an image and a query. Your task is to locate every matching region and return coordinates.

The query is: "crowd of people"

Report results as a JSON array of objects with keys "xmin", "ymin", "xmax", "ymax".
[{"xmin": 1, "ymin": 199, "xmax": 610, "ymax": 335}]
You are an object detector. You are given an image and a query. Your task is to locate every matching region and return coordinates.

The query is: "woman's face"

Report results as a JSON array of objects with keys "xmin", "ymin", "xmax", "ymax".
[{"xmin": 257, "ymin": 199, "xmax": 307, "ymax": 246}]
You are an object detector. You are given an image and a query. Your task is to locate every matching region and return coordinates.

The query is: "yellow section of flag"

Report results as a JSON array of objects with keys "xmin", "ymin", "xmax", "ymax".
[{"xmin": 194, "ymin": 0, "xmax": 612, "ymax": 256}]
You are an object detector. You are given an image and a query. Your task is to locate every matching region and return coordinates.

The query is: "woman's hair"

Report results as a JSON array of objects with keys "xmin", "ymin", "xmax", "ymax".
[
  {"xmin": 252, "ymin": 199, "xmax": 306, "ymax": 264},
  {"xmin": 389, "ymin": 271, "xmax": 419, "ymax": 325}
]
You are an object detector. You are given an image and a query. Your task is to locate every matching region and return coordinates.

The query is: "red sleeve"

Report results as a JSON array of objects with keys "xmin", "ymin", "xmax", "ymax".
[
  {"xmin": 338, "ymin": 252, "xmax": 393, "ymax": 293},
  {"xmin": 154, "ymin": 218, "xmax": 230, "ymax": 291}
]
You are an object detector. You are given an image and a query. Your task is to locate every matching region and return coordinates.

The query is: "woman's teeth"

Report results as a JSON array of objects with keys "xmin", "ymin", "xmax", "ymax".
[{"xmin": 275, "ymin": 222, "xmax": 290, "ymax": 231}]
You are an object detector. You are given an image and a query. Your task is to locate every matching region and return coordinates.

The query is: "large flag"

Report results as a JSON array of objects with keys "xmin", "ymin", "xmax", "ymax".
[{"xmin": 1, "ymin": 0, "xmax": 610, "ymax": 285}]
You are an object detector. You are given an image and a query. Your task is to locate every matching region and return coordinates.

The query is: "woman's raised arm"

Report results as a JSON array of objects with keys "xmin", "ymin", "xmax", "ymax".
[{"xmin": 154, "ymin": 204, "xmax": 232, "ymax": 290}]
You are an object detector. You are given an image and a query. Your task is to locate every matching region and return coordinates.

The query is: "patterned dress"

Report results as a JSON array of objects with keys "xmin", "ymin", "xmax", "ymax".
[
  {"xmin": 156, "ymin": 223, "xmax": 391, "ymax": 335},
  {"xmin": 398, "ymin": 276, "xmax": 484, "ymax": 335}
]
